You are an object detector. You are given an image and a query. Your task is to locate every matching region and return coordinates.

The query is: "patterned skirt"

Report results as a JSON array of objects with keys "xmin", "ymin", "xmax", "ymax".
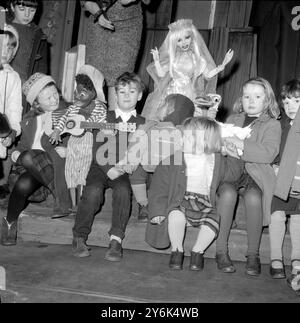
[
  {"xmin": 65, "ymin": 132, "xmax": 93, "ymax": 188},
  {"xmin": 179, "ymin": 191, "xmax": 220, "ymax": 236}
]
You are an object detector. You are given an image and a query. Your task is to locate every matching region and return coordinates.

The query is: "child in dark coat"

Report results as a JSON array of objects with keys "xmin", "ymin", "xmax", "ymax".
[{"xmin": 146, "ymin": 117, "xmax": 243, "ymax": 271}]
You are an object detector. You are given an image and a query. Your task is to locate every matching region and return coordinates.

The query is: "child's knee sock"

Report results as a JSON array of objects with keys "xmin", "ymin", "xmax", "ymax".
[
  {"xmin": 290, "ymin": 214, "xmax": 300, "ymax": 271},
  {"xmin": 131, "ymin": 184, "xmax": 148, "ymax": 206},
  {"xmin": 192, "ymin": 225, "xmax": 216, "ymax": 253},
  {"xmin": 269, "ymin": 211, "xmax": 286, "ymax": 268},
  {"xmin": 168, "ymin": 210, "xmax": 186, "ymax": 252}
]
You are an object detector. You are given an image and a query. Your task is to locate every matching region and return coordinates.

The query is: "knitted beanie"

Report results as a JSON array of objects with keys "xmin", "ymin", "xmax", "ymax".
[
  {"xmin": 77, "ymin": 65, "xmax": 106, "ymax": 103},
  {"xmin": 22, "ymin": 72, "xmax": 55, "ymax": 105}
]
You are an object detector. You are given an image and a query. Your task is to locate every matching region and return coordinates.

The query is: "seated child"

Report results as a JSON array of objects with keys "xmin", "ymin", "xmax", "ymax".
[
  {"xmin": 0, "ymin": 23, "xmax": 22, "ymax": 198},
  {"xmin": 72, "ymin": 72, "xmax": 145, "ymax": 261},
  {"xmin": 49, "ymin": 65, "xmax": 107, "ymax": 214},
  {"xmin": 1, "ymin": 72, "xmax": 70, "ymax": 245},
  {"xmin": 269, "ymin": 79, "xmax": 300, "ymax": 293},
  {"xmin": 146, "ymin": 117, "xmax": 243, "ymax": 271},
  {"xmin": 117, "ymin": 93, "xmax": 195, "ymax": 221}
]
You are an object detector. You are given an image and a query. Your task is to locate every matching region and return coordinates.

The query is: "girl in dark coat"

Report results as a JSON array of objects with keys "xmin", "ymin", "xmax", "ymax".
[{"xmin": 7, "ymin": 0, "xmax": 49, "ymax": 114}]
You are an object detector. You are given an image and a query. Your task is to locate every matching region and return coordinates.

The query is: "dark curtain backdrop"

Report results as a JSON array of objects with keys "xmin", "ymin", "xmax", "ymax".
[{"xmin": 250, "ymin": 0, "xmax": 300, "ymax": 96}]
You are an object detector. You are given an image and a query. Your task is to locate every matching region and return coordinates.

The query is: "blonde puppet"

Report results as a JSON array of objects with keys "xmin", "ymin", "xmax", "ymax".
[{"xmin": 142, "ymin": 19, "xmax": 233, "ymax": 121}]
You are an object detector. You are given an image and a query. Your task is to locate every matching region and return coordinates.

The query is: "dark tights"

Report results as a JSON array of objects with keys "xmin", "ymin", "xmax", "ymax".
[
  {"xmin": 216, "ymin": 183, "xmax": 263, "ymax": 256},
  {"xmin": 6, "ymin": 152, "xmax": 46, "ymax": 224}
]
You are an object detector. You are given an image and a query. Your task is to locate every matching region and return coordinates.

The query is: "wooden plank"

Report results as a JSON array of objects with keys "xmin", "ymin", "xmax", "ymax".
[{"xmin": 11, "ymin": 208, "xmax": 291, "ymax": 265}]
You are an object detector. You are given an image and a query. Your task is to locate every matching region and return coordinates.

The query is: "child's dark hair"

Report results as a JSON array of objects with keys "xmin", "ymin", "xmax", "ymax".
[
  {"xmin": 7, "ymin": 0, "xmax": 38, "ymax": 20},
  {"xmin": 280, "ymin": 79, "xmax": 300, "ymax": 101},
  {"xmin": 75, "ymin": 74, "xmax": 96, "ymax": 94},
  {"xmin": 115, "ymin": 72, "xmax": 145, "ymax": 93}
]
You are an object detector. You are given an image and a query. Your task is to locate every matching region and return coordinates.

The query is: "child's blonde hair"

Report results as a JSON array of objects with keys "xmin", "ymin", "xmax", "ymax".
[
  {"xmin": 233, "ymin": 77, "xmax": 280, "ymax": 119},
  {"xmin": 182, "ymin": 117, "xmax": 222, "ymax": 154}
]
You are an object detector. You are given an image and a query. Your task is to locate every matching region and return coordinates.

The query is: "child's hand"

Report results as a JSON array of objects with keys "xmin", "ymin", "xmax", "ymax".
[
  {"xmin": 98, "ymin": 14, "xmax": 114, "ymax": 30},
  {"xmin": 107, "ymin": 167, "xmax": 124, "ymax": 180},
  {"xmin": 55, "ymin": 147, "xmax": 67, "ymax": 159},
  {"xmin": 49, "ymin": 129, "xmax": 62, "ymax": 145},
  {"xmin": 1, "ymin": 136, "xmax": 13, "ymax": 147},
  {"xmin": 223, "ymin": 140, "xmax": 240, "ymax": 159},
  {"xmin": 150, "ymin": 216, "xmax": 166, "ymax": 225},
  {"xmin": 193, "ymin": 106, "xmax": 203, "ymax": 117},
  {"xmin": 207, "ymin": 107, "xmax": 218, "ymax": 120},
  {"xmin": 151, "ymin": 47, "xmax": 160, "ymax": 62},
  {"xmin": 224, "ymin": 136, "xmax": 244, "ymax": 151}
]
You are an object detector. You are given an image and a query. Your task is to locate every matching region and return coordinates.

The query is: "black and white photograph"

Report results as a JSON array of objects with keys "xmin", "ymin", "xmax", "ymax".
[{"xmin": 0, "ymin": 0, "xmax": 300, "ymax": 306}]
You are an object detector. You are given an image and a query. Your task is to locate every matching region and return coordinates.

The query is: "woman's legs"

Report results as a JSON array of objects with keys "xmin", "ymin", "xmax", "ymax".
[
  {"xmin": 6, "ymin": 172, "xmax": 43, "ymax": 224},
  {"xmin": 216, "ymin": 183, "xmax": 238, "ymax": 254},
  {"xmin": 168, "ymin": 210, "xmax": 186, "ymax": 252}
]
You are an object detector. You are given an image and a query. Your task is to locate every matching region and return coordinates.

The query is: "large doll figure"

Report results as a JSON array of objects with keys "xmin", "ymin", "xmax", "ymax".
[{"xmin": 142, "ymin": 19, "xmax": 233, "ymax": 121}]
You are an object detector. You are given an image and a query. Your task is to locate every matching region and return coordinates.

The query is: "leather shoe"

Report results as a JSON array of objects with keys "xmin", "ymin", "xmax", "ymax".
[
  {"xmin": 137, "ymin": 204, "xmax": 148, "ymax": 222},
  {"xmin": 72, "ymin": 237, "xmax": 90, "ymax": 257},
  {"xmin": 216, "ymin": 253, "xmax": 236, "ymax": 273},
  {"xmin": 269, "ymin": 259, "xmax": 286, "ymax": 279},
  {"xmin": 105, "ymin": 239, "xmax": 123, "ymax": 262},
  {"xmin": 169, "ymin": 250, "xmax": 184, "ymax": 270},
  {"xmin": 189, "ymin": 251, "xmax": 204, "ymax": 271},
  {"xmin": 245, "ymin": 254, "xmax": 261, "ymax": 276}
]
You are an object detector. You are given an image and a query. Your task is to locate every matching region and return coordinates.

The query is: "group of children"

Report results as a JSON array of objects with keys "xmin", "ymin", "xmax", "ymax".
[{"xmin": 0, "ymin": 1, "xmax": 300, "ymax": 295}]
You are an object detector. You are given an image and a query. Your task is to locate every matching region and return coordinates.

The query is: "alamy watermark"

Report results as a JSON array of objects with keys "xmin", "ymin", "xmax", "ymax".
[{"xmin": 292, "ymin": 6, "xmax": 300, "ymax": 31}]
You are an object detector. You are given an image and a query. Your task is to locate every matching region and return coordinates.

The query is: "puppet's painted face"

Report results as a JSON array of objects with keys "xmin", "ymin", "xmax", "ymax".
[
  {"xmin": 177, "ymin": 30, "xmax": 192, "ymax": 52},
  {"xmin": 74, "ymin": 83, "xmax": 96, "ymax": 108},
  {"xmin": 282, "ymin": 95, "xmax": 300, "ymax": 120},
  {"xmin": 242, "ymin": 83, "xmax": 266, "ymax": 117},
  {"xmin": 37, "ymin": 85, "xmax": 59, "ymax": 112},
  {"xmin": 11, "ymin": 3, "xmax": 37, "ymax": 25},
  {"xmin": 116, "ymin": 82, "xmax": 142, "ymax": 112},
  {"xmin": 0, "ymin": 35, "xmax": 16, "ymax": 65}
]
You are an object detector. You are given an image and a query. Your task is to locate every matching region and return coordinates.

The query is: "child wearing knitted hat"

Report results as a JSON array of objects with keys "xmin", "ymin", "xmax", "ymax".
[
  {"xmin": 1, "ymin": 72, "xmax": 72, "ymax": 245},
  {"xmin": 0, "ymin": 23, "xmax": 22, "ymax": 198},
  {"xmin": 48, "ymin": 65, "xmax": 107, "ymax": 214}
]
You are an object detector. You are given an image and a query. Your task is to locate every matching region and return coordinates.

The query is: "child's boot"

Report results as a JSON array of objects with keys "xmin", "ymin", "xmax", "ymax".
[
  {"xmin": 169, "ymin": 250, "xmax": 184, "ymax": 270},
  {"xmin": 216, "ymin": 252, "xmax": 236, "ymax": 273},
  {"xmin": 1, "ymin": 217, "xmax": 17, "ymax": 246},
  {"xmin": 245, "ymin": 254, "xmax": 261, "ymax": 276},
  {"xmin": 72, "ymin": 237, "xmax": 90, "ymax": 257},
  {"xmin": 189, "ymin": 251, "xmax": 204, "ymax": 271},
  {"xmin": 137, "ymin": 204, "xmax": 148, "ymax": 222}
]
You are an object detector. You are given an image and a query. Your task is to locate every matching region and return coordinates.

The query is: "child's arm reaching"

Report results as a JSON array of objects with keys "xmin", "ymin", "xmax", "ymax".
[
  {"xmin": 226, "ymin": 120, "xmax": 281, "ymax": 163},
  {"xmin": 203, "ymin": 49, "xmax": 234, "ymax": 79},
  {"xmin": 151, "ymin": 47, "xmax": 168, "ymax": 78}
]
